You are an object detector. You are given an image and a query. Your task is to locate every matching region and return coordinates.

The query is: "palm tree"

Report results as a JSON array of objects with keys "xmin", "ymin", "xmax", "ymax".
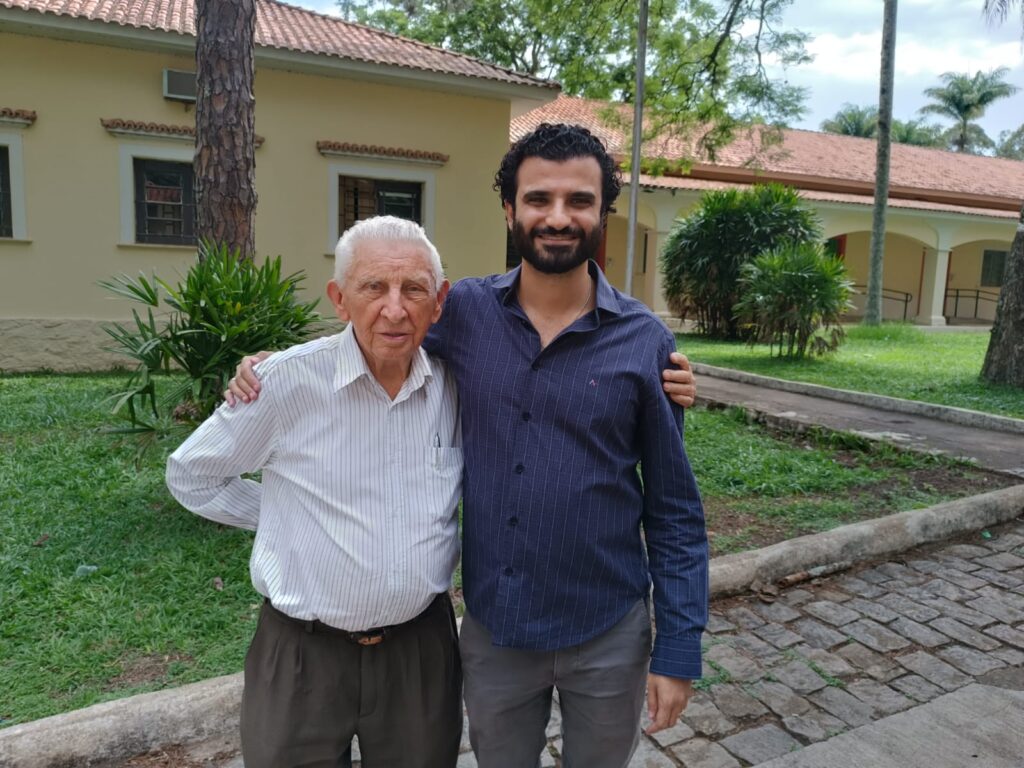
[
  {"xmin": 981, "ymin": 0, "xmax": 1024, "ymax": 387},
  {"xmin": 919, "ymin": 68, "xmax": 1019, "ymax": 153},
  {"xmin": 890, "ymin": 118, "xmax": 944, "ymax": 147},
  {"xmin": 820, "ymin": 104, "xmax": 878, "ymax": 137}
]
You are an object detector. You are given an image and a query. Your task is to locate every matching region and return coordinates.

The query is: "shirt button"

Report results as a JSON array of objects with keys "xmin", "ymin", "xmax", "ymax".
[
  {"xmin": 514, "ymin": 463, "xmax": 525, "ymax": 474},
  {"xmin": 504, "ymin": 566, "xmax": 514, "ymax": 576},
  {"xmin": 522, "ymin": 412, "xmax": 531, "ymax": 422},
  {"xmin": 531, "ymin": 362, "xmax": 540, "ymax": 371},
  {"xmin": 509, "ymin": 516, "xmax": 519, "ymax": 527}
]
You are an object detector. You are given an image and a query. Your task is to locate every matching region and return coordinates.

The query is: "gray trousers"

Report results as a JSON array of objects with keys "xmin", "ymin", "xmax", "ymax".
[
  {"xmin": 241, "ymin": 594, "xmax": 462, "ymax": 768},
  {"xmin": 460, "ymin": 599, "xmax": 652, "ymax": 768}
]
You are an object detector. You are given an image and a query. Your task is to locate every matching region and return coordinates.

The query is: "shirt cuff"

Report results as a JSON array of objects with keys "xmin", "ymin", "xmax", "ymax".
[{"xmin": 650, "ymin": 633, "xmax": 704, "ymax": 680}]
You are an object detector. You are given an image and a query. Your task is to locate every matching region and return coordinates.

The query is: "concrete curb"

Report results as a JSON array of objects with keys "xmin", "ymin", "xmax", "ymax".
[
  {"xmin": 0, "ymin": 673, "xmax": 243, "ymax": 768},
  {"xmin": 691, "ymin": 363, "xmax": 1024, "ymax": 436},
  {"xmin": 4, "ymin": 486, "xmax": 1023, "ymax": 767},
  {"xmin": 710, "ymin": 483, "xmax": 1024, "ymax": 597}
]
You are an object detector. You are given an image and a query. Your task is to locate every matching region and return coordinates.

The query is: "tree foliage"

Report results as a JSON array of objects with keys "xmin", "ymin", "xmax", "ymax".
[
  {"xmin": 734, "ymin": 242, "xmax": 853, "ymax": 358},
  {"xmin": 820, "ymin": 103, "xmax": 878, "ymax": 138},
  {"xmin": 340, "ymin": 0, "xmax": 810, "ymax": 156},
  {"xmin": 660, "ymin": 183, "xmax": 822, "ymax": 339},
  {"xmin": 891, "ymin": 118, "xmax": 945, "ymax": 147},
  {"xmin": 995, "ymin": 124, "xmax": 1024, "ymax": 159},
  {"xmin": 919, "ymin": 67, "xmax": 1020, "ymax": 153}
]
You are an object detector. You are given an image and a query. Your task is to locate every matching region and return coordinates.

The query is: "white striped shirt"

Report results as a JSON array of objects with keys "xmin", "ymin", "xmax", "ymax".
[{"xmin": 166, "ymin": 326, "xmax": 462, "ymax": 631}]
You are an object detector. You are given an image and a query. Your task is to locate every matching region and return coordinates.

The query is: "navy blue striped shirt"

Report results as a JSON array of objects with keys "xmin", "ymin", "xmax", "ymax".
[{"xmin": 424, "ymin": 261, "xmax": 708, "ymax": 679}]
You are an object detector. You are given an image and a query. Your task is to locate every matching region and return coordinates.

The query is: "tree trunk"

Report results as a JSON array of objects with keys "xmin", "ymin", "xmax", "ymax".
[
  {"xmin": 194, "ymin": 0, "xmax": 257, "ymax": 258},
  {"xmin": 864, "ymin": 0, "xmax": 897, "ymax": 325},
  {"xmin": 981, "ymin": 204, "xmax": 1024, "ymax": 387}
]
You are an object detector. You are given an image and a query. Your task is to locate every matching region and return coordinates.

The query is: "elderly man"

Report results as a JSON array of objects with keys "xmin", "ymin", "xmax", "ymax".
[{"xmin": 166, "ymin": 216, "xmax": 462, "ymax": 768}]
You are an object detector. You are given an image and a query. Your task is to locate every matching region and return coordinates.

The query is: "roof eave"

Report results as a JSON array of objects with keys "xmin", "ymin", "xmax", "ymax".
[{"xmin": 0, "ymin": 6, "xmax": 559, "ymax": 105}]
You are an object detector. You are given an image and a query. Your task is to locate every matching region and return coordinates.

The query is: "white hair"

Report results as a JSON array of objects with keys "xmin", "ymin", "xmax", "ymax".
[{"xmin": 333, "ymin": 216, "xmax": 445, "ymax": 291}]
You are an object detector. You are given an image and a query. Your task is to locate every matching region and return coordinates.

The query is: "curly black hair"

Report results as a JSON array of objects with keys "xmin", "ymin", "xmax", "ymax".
[{"xmin": 494, "ymin": 123, "xmax": 622, "ymax": 218}]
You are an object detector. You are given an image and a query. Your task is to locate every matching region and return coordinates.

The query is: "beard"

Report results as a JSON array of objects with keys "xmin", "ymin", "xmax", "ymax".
[{"xmin": 512, "ymin": 219, "xmax": 604, "ymax": 275}]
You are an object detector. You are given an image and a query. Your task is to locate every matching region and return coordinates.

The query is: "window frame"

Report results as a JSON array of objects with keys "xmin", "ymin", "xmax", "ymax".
[
  {"xmin": 0, "ymin": 129, "xmax": 28, "ymax": 240},
  {"xmin": 132, "ymin": 157, "xmax": 196, "ymax": 246},
  {"xmin": 981, "ymin": 249, "xmax": 1008, "ymax": 288},
  {"xmin": 326, "ymin": 159, "xmax": 436, "ymax": 254},
  {"xmin": 118, "ymin": 142, "xmax": 196, "ymax": 247}
]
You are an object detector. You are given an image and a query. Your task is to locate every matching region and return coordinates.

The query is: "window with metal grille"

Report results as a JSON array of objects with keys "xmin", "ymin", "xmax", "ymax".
[
  {"xmin": 981, "ymin": 250, "xmax": 1007, "ymax": 288},
  {"xmin": 0, "ymin": 146, "xmax": 12, "ymax": 239},
  {"xmin": 134, "ymin": 158, "xmax": 196, "ymax": 245},
  {"xmin": 338, "ymin": 176, "xmax": 422, "ymax": 234}
]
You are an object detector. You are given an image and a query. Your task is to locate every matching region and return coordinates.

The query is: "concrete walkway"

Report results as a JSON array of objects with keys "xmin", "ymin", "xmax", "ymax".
[{"xmin": 694, "ymin": 374, "xmax": 1024, "ymax": 477}]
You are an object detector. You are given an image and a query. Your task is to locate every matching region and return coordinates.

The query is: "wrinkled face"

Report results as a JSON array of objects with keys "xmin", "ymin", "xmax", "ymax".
[
  {"xmin": 505, "ymin": 156, "xmax": 605, "ymax": 274},
  {"xmin": 328, "ymin": 240, "xmax": 448, "ymax": 377}
]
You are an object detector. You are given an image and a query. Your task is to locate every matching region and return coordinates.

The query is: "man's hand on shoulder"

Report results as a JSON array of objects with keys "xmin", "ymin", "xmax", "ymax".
[
  {"xmin": 224, "ymin": 351, "xmax": 274, "ymax": 406},
  {"xmin": 645, "ymin": 674, "xmax": 693, "ymax": 735},
  {"xmin": 662, "ymin": 352, "xmax": 696, "ymax": 408}
]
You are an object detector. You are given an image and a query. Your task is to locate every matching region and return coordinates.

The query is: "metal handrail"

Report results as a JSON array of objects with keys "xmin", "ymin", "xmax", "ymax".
[
  {"xmin": 850, "ymin": 284, "xmax": 913, "ymax": 321},
  {"xmin": 945, "ymin": 288, "xmax": 1000, "ymax": 320}
]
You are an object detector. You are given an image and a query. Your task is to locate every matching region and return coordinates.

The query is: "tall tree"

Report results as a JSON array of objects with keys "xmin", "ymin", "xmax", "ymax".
[
  {"xmin": 340, "ymin": 0, "xmax": 810, "ymax": 156},
  {"xmin": 864, "ymin": 0, "xmax": 898, "ymax": 326},
  {"xmin": 820, "ymin": 104, "xmax": 878, "ymax": 138},
  {"xmin": 981, "ymin": 0, "xmax": 1024, "ymax": 387},
  {"xmin": 919, "ymin": 67, "xmax": 1019, "ymax": 153},
  {"xmin": 995, "ymin": 124, "xmax": 1024, "ymax": 159},
  {"xmin": 194, "ymin": 0, "xmax": 258, "ymax": 258}
]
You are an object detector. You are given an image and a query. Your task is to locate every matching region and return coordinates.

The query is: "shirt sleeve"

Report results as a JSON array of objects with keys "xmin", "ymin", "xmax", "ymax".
[
  {"xmin": 422, "ymin": 279, "xmax": 462, "ymax": 359},
  {"xmin": 165, "ymin": 372, "xmax": 280, "ymax": 530},
  {"xmin": 639, "ymin": 329, "xmax": 709, "ymax": 680}
]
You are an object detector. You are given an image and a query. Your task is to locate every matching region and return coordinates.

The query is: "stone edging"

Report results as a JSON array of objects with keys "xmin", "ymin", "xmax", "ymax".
[
  {"xmin": 691, "ymin": 363, "xmax": 1024, "ymax": 436},
  {"xmin": 3, "ymin": 485, "xmax": 1023, "ymax": 767}
]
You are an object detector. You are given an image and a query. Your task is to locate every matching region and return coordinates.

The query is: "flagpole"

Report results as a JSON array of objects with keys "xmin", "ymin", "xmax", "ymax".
[{"xmin": 624, "ymin": 0, "xmax": 648, "ymax": 297}]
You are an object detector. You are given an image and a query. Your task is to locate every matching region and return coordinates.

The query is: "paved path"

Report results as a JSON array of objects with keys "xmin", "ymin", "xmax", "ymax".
[
  {"xmin": 116, "ymin": 517, "xmax": 1024, "ymax": 768},
  {"xmin": 695, "ymin": 375, "xmax": 1024, "ymax": 477}
]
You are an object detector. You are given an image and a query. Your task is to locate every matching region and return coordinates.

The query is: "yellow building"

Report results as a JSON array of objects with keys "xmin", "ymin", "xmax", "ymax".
[
  {"xmin": 0, "ymin": 0, "xmax": 557, "ymax": 371},
  {"xmin": 514, "ymin": 96, "xmax": 1023, "ymax": 327}
]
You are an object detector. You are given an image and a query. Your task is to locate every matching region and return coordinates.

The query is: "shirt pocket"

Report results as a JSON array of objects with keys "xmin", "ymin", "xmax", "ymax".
[{"xmin": 431, "ymin": 446, "xmax": 464, "ymax": 476}]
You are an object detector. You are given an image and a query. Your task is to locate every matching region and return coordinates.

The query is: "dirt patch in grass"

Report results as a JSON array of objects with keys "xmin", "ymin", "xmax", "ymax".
[
  {"xmin": 706, "ymin": 462, "xmax": 1015, "ymax": 557},
  {"xmin": 104, "ymin": 653, "xmax": 192, "ymax": 692}
]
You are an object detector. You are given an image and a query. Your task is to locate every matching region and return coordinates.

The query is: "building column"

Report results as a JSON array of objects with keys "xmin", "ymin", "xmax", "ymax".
[{"xmin": 916, "ymin": 245, "xmax": 950, "ymax": 326}]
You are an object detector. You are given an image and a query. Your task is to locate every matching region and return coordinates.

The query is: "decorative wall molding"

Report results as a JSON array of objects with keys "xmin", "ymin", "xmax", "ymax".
[
  {"xmin": 0, "ymin": 108, "xmax": 37, "ymax": 127},
  {"xmin": 316, "ymin": 140, "xmax": 448, "ymax": 166},
  {"xmin": 101, "ymin": 119, "xmax": 265, "ymax": 147}
]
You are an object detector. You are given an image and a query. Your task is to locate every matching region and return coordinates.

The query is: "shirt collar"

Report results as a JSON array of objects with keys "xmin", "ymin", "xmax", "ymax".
[
  {"xmin": 333, "ymin": 324, "xmax": 433, "ymax": 397},
  {"xmin": 494, "ymin": 260, "xmax": 623, "ymax": 316}
]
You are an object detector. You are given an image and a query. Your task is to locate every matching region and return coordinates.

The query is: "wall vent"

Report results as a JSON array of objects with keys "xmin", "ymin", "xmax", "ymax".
[{"xmin": 163, "ymin": 70, "xmax": 197, "ymax": 103}]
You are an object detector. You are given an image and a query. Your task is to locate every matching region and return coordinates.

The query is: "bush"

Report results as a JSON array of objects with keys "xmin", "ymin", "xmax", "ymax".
[
  {"xmin": 733, "ymin": 242, "xmax": 853, "ymax": 358},
  {"xmin": 100, "ymin": 241, "xmax": 320, "ymax": 444},
  {"xmin": 660, "ymin": 184, "xmax": 822, "ymax": 339}
]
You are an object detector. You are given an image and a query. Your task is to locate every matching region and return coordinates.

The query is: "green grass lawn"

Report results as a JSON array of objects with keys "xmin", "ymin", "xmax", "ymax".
[
  {"xmin": 677, "ymin": 323, "xmax": 1024, "ymax": 419},
  {"xmin": 0, "ymin": 373, "xmax": 1010, "ymax": 726}
]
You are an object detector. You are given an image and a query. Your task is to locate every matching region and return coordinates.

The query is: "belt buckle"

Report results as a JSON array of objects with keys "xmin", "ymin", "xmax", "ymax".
[{"xmin": 355, "ymin": 630, "xmax": 386, "ymax": 646}]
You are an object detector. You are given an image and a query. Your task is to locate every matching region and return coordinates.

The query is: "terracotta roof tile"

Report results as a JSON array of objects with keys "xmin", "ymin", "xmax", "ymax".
[
  {"xmin": 316, "ymin": 140, "xmax": 448, "ymax": 165},
  {"xmin": 100, "ymin": 117, "xmax": 265, "ymax": 146},
  {"xmin": 2, "ymin": 0, "xmax": 556, "ymax": 89},
  {"xmin": 0, "ymin": 107, "xmax": 37, "ymax": 124},
  {"xmin": 513, "ymin": 95, "xmax": 1024, "ymax": 212}
]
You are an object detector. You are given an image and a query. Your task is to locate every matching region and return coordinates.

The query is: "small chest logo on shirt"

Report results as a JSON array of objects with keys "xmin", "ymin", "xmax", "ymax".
[{"xmin": 588, "ymin": 379, "xmax": 598, "ymax": 388}]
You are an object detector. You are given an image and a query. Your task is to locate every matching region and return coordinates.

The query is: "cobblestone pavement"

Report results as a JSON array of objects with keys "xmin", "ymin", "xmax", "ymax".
[{"xmin": 120, "ymin": 518, "xmax": 1024, "ymax": 768}]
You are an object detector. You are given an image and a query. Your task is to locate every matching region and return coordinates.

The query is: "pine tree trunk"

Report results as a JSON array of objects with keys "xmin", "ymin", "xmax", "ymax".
[
  {"xmin": 981, "ymin": 204, "xmax": 1024, "ymax": 387},
  {"xmin": 194, "ymin": 0, "xmax": 257, "ymax": 258},
  {"xmin": 864, "ymin": 0, "xmax": 897, "ymax": 325}
]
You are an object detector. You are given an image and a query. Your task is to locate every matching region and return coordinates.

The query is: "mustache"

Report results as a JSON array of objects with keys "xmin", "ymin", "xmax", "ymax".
[{"xmin": 532, "ymin": 226, "xmax": 585, "ymax": 239}]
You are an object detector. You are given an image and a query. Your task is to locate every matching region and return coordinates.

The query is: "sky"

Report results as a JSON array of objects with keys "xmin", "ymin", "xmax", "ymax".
[{"xmin": 294, "ymin": 0, "xmax": 1024, "ymax": 141}]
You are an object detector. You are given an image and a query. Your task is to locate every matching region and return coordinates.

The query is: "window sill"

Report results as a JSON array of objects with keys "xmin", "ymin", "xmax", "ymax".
[
  {"xmin": 117, "ymin": 242, "xmax": 197, "ymax": 252},
  {"xmin": 0, "ymin": 237, "xmax": 32, "ymax": 245}
]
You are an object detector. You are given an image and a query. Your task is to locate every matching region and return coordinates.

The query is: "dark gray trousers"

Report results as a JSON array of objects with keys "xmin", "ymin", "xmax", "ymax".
[
  {"xmin": 460, "ymin": 599, "xmax": 652, "ymax": 768},
  {"xmin": 241, "ymin": 594, "xmax": 462, "ymax": 768}
]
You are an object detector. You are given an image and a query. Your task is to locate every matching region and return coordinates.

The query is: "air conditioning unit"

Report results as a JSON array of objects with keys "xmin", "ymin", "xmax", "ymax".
[{"xmin": 163, "ymin": 69, "xmax": 197, "ymax": 103}]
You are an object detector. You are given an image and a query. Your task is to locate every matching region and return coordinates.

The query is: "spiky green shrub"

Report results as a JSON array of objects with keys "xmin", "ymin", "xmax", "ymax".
[
  {"xmin": 100, "ymin": 241, "xmax": 320, "ymax": 446},
  {"xmin": 660, "ymin": 184, "xmax": 822, "ymax": 339},
  {"xmin": 733, "ymin": 242, "xmax": 853, "ymax": 358}
]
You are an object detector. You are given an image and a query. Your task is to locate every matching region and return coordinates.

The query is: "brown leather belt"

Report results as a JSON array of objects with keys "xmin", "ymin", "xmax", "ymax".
[{"xmin": 264, "ymin": 594, "xmax": 444, "ymax": 646}]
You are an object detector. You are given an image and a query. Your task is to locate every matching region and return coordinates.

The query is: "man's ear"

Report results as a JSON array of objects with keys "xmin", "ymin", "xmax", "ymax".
[
  {"xmin": 326, "ymin": 279, "xmax": 350, "ymax": 322},
  {"xmin": 503, "ymin": 202, "xmax": 515, "ymax": 231},
  {"xmin": 431, "ymin": 279, "xmax": 451, "ymax": 325}
]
